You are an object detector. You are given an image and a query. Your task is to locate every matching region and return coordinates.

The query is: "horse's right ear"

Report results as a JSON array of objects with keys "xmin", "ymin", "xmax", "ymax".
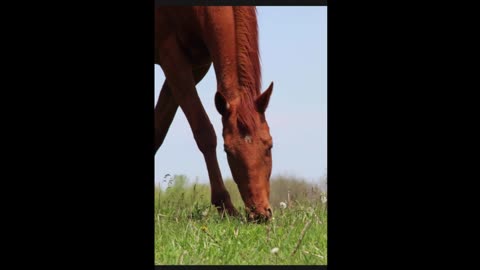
[{"xmin": 215, "ymin": 91, "xmax": 231, "ymax": 116}]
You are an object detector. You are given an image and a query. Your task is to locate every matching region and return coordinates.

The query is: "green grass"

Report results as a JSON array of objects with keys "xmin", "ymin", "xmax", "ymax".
[{"xmin": 155, "ymin": 175, "xmax": 327, "ymax": 265}]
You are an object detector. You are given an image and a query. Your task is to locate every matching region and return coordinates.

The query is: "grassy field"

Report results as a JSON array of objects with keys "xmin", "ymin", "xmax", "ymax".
[{"xmin": 154, "ymin": 175, "xmax": 327, "ymax": 265}]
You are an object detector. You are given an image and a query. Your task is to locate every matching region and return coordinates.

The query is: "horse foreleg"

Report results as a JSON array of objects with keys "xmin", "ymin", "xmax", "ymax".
[
  {"xmin": 158, "ymin": 40, "xmax": 238, "ymax": 217},
  {"xmin": 154, "ymin": 82, "xmax": 178, "ymax": 153},
  {"xmin": 154, "ymin": 64, "xmax": 211, "ymax": 153}
]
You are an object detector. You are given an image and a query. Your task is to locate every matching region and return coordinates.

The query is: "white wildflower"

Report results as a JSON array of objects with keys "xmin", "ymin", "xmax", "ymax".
[
  {"xmin": 280, "ymin": 202, "xmax": 287, "ymax": 209},
  {"xmin": 271, "ymin": 247, "xmax": 279, "ymax": 254},
  {"xmin": 321, "ymin": 194, "xmax": 328, "ymax": 204}
]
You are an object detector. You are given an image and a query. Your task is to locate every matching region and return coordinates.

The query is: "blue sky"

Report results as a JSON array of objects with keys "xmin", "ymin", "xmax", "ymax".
[{"xmin": 155, "ymin": 7, "xmax": 327, "ymax": 188}]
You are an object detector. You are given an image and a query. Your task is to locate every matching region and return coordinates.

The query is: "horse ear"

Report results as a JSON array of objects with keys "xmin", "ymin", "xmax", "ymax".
[
  {"xmin": 215, "ymin": 91, "xmax": 231, "ymax": 116},
  {"xmin": 256, "ymin": 82, "xmax": 274, "ymax": 113}
]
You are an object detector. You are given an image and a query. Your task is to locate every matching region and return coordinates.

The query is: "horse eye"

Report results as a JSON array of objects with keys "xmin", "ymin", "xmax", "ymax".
[{"xmin": 266, "ymin": 146, "xmax": 272, "ymax": 156}]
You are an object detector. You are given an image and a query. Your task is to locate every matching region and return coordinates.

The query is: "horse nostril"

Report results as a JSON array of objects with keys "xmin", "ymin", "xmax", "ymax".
[{"xmin": 267, "ymin": 208, "xmax": 272, "ymax": 217}]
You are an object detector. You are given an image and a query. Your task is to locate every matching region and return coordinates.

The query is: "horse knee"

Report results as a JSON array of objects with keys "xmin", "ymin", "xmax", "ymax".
[
  {"xmin": 198, "ymin": 138, "xmax": 217, "ymax": 155},
  {"xmin": 193, "ymin": 125, "xmax": 217, "ymax": 154}
]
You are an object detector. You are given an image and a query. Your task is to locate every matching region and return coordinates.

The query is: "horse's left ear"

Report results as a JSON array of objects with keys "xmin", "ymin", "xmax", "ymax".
[{"xmin": 256, "ymin": 82, "xmax": 274, "ymax": 113}]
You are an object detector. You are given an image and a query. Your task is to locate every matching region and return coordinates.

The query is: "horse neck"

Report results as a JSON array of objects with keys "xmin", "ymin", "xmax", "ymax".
[
  {"xmin": 213, "ymin": 7, "xmax": 261, "ymax": 105},
  {"xmin": 233, "ymin": 7, "xmax": 261, "ymax": 99}
]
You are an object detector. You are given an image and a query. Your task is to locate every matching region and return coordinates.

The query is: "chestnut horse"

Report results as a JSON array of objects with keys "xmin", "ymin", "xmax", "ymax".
[{"xmin": 155, "ymin": 6, "xmax": 274, "ymax": 221}]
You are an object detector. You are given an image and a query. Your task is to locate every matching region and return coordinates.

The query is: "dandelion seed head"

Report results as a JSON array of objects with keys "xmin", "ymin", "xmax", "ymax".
[
  {"xmin": 321, "ymin": 194, "xmax": 328, "ymax": 204},
  {"xmin": 280, "ymin": 202, "xmax": 287, "ymax": 209}
]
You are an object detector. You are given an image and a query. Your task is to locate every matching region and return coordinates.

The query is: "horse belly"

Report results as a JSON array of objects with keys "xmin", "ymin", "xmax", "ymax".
[{"xmin": 155, "ymin": 7, "xmax": 210, "ymax": 66}]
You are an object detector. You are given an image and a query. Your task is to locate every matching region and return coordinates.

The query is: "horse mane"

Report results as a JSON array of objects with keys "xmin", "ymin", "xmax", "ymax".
[{"xmin": 233, "ymin": 6, "xmax": 262, "ymax": 135}]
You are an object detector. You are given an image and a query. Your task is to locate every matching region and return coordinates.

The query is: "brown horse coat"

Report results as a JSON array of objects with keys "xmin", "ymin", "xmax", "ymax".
[{"xmin": 155, "ymin": 7, "xmax": 274, "ymax": 221}]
